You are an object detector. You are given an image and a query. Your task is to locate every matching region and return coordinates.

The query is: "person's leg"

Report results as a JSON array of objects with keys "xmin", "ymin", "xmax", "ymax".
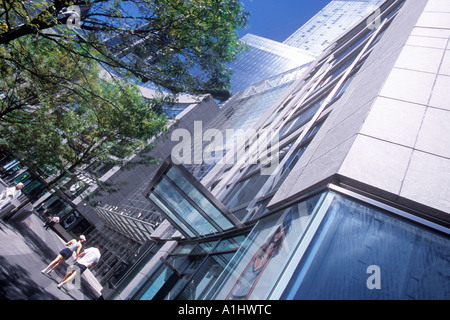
[
  {"xmin": 62, "ymin": 270, "xmax": 77, "ymax": 285},
  {"xmin": 58, "ymin": 263, "xmax": 86, "ymax": 288},
  {"xmin": 45, "ymin": 221, "xmax": 55, "ymax": 230},
  {"xmin": 49, "ymin": 258, "xmax": 66, "ymax": 272},
  {"xmin": 57, "ymin": 269, "xmax": 76, "ymax": 288},
  {"xmin": 41, "ymin": 255, "xmax": 63, "ymax": 273}
]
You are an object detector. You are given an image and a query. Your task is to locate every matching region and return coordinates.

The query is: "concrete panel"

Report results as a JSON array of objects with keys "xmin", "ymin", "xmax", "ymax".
[
  {"xmin": 405, "ymin": 35, "xmax": 448, "ymax": 49},
  {"xmin": 424, "ymin": 0, "xmax": 450, "ymax": 13},
  {"xmin": 311, "ymin": 104, "xmax": 369, "ymax": 162},
  {"xmin": 400, "ymin": 150, "xmax": 450, "ymax": 214},
  {"xmin": 379, "ymin": 68, "xmax": 436, "ymax": 105},
  {"xmin": 429, "ymin": 75, "xmax": 450, "ymax": 110},
  {"xmin": 416, "ymin": 12, "xmax": 450, "ymax": 29},
  {"xmin": 360, "ymin": 97, "xmax": 426, "ymax": 148},
  {"xmin": 438, "ymin": 50, "xmax": 450, "ymax": 76},
  {"xmin": 415, "ymin": 107, "xmax": 450, "ymax": 158},
  {"xmin": 410, "ymin": 26, "xmax": 450, "ymax": 38},
  {"xmin": 395, "ymin": 45, "xmax": 444, "ymax": 73},
  {"xmin": 273, "ymin": 136, "xmax": 357, "ymax": 205},
  {"xmin": 338, "ymin": 135, "xmax": 413, "ymax": 195}
]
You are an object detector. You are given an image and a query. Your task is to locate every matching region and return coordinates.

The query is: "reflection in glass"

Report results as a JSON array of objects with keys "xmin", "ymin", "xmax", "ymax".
[
  {"xmin": 139, "ymin": 264, "xmax": 175, "ymax": 300},
  {"xmin": 207, "ymin": 193, "xmax": 323, "ymax": 300},
  {"xmin": 166, "ymin": 168, "xmax": 233, "ymax": 231},
  {"xmin": 226, "ymin": 210, "xmax": 294, "ymax": 300},
  {"xmin": 176, "ymin": 253, "xmax": 235, "ymax": 300},
  {"xmin": 149, "ymin": 193, "xmax": 196, "ymax": 238},
  {"xmin": 282, "ymin": 194, "xmax": 450, "ymax": 300},
  {"xmin": 154, "ymin": 178, "xmax": 218, "ymax": 236}
]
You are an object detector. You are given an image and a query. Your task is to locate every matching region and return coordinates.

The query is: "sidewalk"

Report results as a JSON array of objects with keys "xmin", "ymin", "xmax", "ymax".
[{"xmin": 0, "ymin": 213, "xmax": 102, "ymax": 300}]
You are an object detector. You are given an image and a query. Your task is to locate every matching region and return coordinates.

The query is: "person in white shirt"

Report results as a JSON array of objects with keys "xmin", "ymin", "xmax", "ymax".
[
  {"xmin": 57, "ymin": 244, "xmax": 103, "ymax": 289},
  {"xmin": 0, "ymin": 182, "xmax": 24, "ymax": 209},
  {"xmin": 43, "ymin": 215, "xmax": 60, "ymax": 230}
]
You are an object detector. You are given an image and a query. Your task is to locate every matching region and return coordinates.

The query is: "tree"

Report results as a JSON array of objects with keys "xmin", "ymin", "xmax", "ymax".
[
  {"xmin": 0, "ymin": 0, "xmax": 248, "ymax": 100},
  {"xmin": 0, "ymin": 34, "xmax": 170, "ymax": 217},
  {"xmin": 0, "ymin": 0, "xmax": 248, "ymax": 217}
]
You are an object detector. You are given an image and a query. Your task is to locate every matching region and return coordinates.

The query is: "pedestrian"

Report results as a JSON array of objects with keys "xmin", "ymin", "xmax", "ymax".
[
  {"xmin": 0, "ymin": 182, "xmax": 24, "ymax": 209},
  {"xmin": 37, "ymin": 201, "xmax": 49, "ymax": 217},
  {"xmin": 43, "ymin": 214, "xmax": 60, "ymax": 230},
  {"xmin": 41, "ymin": 235, "xmax": 86, "ymax": 275},
  {"xmin": 57, "ymin": 244, "xmax": 103, "ymax": 290}
]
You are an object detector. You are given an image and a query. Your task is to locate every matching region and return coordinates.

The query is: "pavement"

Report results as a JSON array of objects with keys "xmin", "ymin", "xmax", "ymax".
[{"xmin": 0, "ymin": 213, "xmax": 103, "ymax": 300}]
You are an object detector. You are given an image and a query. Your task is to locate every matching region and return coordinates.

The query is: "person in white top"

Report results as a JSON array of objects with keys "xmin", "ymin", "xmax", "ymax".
[
  {"xmin": 43, "ymin": 215, "xmax": 60, "ymax": 230},
  {"xmin": 41, "ymin": 235, "xmax": 86, "ymax": 275},
  {"xmin": 0, "ymin": 182, "xmax": 24, "ymax": 209},
  {"xmin": 57, "ymin": 244, "xmax": 103, "ymax": 289}
]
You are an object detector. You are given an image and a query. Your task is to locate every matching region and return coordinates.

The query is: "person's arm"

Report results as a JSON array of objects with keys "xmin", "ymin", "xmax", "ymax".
[
  {"xmin": 74, "ymin": 244, "xmax": 83, "ymax": 258},
  {"xmin": 64, "ymin": 239, "xmax": 75, "ymax": 246},
  {"xmin": 6, "ymin": 187, "xmax": 14, "ymax": 198},
  {"xmin": 74, "ymin": 251, "xmax": 86, "ymax": 261}
]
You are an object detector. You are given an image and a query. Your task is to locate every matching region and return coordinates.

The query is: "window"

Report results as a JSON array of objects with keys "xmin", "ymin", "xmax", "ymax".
[
  {"xmin": 206, "ymin": 193, "xmax": 324, "ymax": 300},
  {"xmin": 279, "ymin": 98, "xmax": 323, "ymax": 138},
  {"xmin": 280, "ymin": 192, "xmax": 450, "ymax": 300},
  {"xmin": 135, "ymin": 234, "xmax": 248, "ymax": 300},
  {"xmin": 166, "ymin": 168, "xmax": 234, "ymax": 232},
  {"xmin": 221, "ymin": 171, "xmax": 271, "ymax": 210}
]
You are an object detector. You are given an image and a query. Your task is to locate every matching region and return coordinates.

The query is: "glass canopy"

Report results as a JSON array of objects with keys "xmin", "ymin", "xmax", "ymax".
[{"xmin": 144, "ymin": 158, "xmax": 242, "ymax": 238}]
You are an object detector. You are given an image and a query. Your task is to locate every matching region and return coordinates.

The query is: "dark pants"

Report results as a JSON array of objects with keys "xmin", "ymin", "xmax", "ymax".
[{"xmin": 44, "ymin": 221, "xmax": 55, "ymax": 230}]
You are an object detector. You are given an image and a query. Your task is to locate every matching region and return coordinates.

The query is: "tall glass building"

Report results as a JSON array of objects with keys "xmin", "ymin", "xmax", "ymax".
[
  {"xmin": 89, "ymin": 0, "xmax": 450, "ymax": 300},
  {"xmin": 72, "ymin": 0, "xmax": 450, "ymax": 300},
  {"xmin": 284, "ymin": 0, "xmax": 384, "ymax": 55},
  {"xmin": 228, "ymin": 0, "xmax": 385, "ymax": 94},
  {"xmin": 228, "ymin": 34, "xmax": 315, "ymax": 94}
]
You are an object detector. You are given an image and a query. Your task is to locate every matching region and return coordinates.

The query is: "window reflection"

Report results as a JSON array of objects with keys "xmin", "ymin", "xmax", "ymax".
[
  {"xmin": 166, "ymin": 168, "xmax": 233, "ymax": 230},
  {"xmin": 282, "ymin": 194, "xmax": 450, "ymax": 300},
  {"xmin": 207, "ymin": 193, "xmax": 323, "ymax": 300},
  {"xmin": 154, "ymin": 178, "xmax": 218, "ymax": 236},
  {"xmin": 146, "ymin": 162, "xmax": 238, "ymax": 238}
]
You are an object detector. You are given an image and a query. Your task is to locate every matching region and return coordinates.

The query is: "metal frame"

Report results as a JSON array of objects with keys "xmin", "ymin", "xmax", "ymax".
[{"xmin": 143, "ymin": 157, "xmax": 243, "ymax": 239}]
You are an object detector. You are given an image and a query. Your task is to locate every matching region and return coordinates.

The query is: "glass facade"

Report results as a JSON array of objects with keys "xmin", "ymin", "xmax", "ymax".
[
  {"xmin": 94, "ymin": 206, "xmax": 156, "ymax": 244},
  {"xmin": 283, "ymin": 0, "xmax": 384, "ymax": 56},
  {"xmin": 229, "ymin": 34, "xmax": 315, "ymax": 94},
  {"xmin": 133, "ymin": 234, "xmax": 248, "ymax": 300},
  {"xmin": 229, "ymin": 0, "xmax": 385, "ymax": 95},
  {"xmin": 91, "ymin": 0, "xmax": 450, "ymax": 300},
  {"xmin": 202, "ymin": 190, "xmax": 450, "ymax": 300},
  {"xmin": 210, "ymin": 0, "xmax": 405, "ymax": 226},
  {"xmin": 187, "ymin": 65, "xmax": 308, "ymax": 181},
  {"xmin": 207, "ymin": 193, "xmax": 323, "ymax": 300},
  {"xmin": 131, "ymin": 188, "xmax": 450, "ymax": 300},
  {"xmin": 280, "ymin": 193, "xmax": 450, "ymax": 300}
]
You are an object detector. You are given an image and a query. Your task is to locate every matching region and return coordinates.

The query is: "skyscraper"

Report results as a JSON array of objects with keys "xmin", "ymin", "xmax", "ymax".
[
  {"xmin": 102, "ymin": 0, "xmax": 450, "ymax": 300},
  {"xmin": 284, "ymin": 0, "xmax": 384, "ymax": 55},
  {"xmin": 228, "ymin": 34, "xmax": 315, "ymax": 94},
  {"xmin": 228, "ymin": 0, "xmax": 385, "ymax": 94}
]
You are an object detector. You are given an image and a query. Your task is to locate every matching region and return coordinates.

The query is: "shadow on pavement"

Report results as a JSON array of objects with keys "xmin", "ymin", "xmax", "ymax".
[
  {"xmin": 3, "ymin": 220, "xmax": 99, "ymax": 300},
  {"xmin": 0, "ymin": 256, "xmax": 59, "ymax": 300},
  {"xmin": 10, "ymin": 220, "xmax": 59, "ymax": 265}
]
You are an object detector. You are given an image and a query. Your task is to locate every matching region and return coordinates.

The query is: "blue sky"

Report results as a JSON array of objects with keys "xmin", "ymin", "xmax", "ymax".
[{"xmin": 238, "ymin": 0, "xmax": 332, "ymax": 42}]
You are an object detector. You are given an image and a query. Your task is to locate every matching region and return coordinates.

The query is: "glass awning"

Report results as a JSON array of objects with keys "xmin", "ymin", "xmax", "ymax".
[{"xmin": 144, "ymin": 158, "xmax": 242, "ymax": 238}]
